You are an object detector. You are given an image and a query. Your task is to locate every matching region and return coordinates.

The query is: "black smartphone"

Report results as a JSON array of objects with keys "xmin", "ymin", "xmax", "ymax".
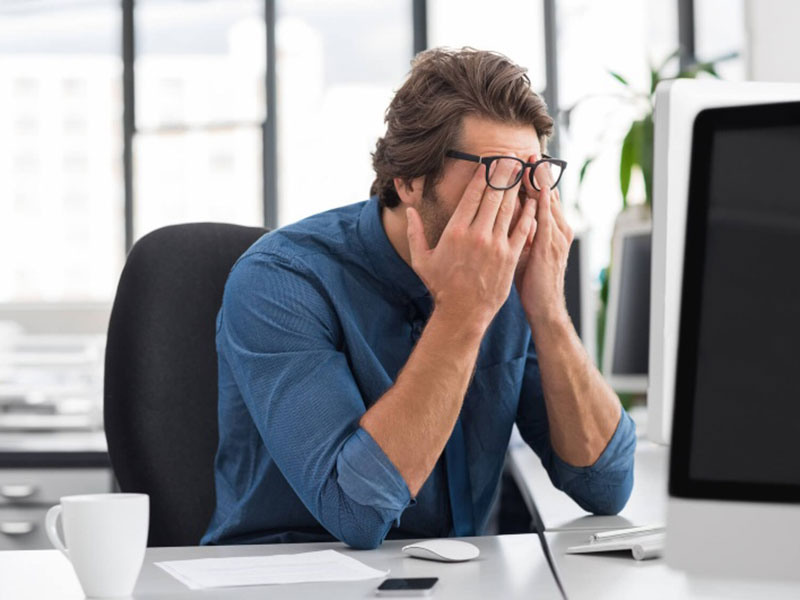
[{"xmin": 376, "ymin": 577, "xmax": 439, "ymax": 596}]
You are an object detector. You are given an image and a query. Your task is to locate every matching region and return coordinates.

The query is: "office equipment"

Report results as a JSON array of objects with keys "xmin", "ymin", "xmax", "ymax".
[
  {"xmin": 647, "ymin": 79, "xmax": 800, "ymax": 445},
  {"xmin": 566, "ymin": 531, "xmax": 664, "ymax": 561},
  {"xmin": 547, "ymin": 530, "xmax": 800, "ymax": 600},
  {"xmin": 377, "ymin": 577, "xmax": 438, "ymax": 596},
  {"xmin": 0, "ymin": 534, "xmax": 564, "ymax": 599},
  {"xmin": 602, "ymin": 216, "xmax": 651, "ymax": 394},
  {"xmin": 401, "ymin": 539, "xmax": 480, "ymax": 562},
  {"xmin": 666, "ymin": 98, "xmax": 800, "ymax": 580},
  {"xmin": 564, "ymin": 226, "xmax": 597, "ymax": 364},
  {"xmin": 104, "ymin": 223, "xmax": 266, "ymax": 546},
  {"xmin": 589, "ymin": 524, "xmax": 664, "ymax": 542}
]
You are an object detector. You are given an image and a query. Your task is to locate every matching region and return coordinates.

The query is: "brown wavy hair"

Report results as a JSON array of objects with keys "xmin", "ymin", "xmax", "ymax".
[{"xmin": 370, "ymin": 47, "xmax": 554, "ymax": 208}]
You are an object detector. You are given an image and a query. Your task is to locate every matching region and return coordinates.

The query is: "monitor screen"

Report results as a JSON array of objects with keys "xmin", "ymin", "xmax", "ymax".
[
  {"xmin": 612, "ymin": 232, "xmax": 651, "ymax": 376},
  {"xmin": 670, "ymin": 101, "xmax": 800, "ymax": 502},
  {"xmin": 564, "ymin": 236, "xmax": 583, "ymax": 339}
]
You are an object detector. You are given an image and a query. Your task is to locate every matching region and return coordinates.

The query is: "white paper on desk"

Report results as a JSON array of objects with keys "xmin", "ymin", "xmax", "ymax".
[{"xmin": 155, "ymin": 549, "xmax": 389, "ymax": 590}]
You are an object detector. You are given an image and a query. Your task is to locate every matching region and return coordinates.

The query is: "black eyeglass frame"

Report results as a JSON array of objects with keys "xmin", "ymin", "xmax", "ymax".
[{"xmin": 445, "ymin": 149, "xmax": 567, "ymax": 191}]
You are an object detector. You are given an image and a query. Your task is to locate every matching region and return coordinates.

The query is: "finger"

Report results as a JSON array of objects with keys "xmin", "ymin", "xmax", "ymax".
[
  {"xmin": 526, "ymin": 198, "xmax": 537, "ymax": 245},
  {"xmin": 472, "ymin": 159, "xmax": 519, "ymax": 231},
  {"xmin": 406, "ymin": 207, "xmax": 430, "ymax": 263},
  {"xmin": 447, "ymin": 163, "xmax": 487, "ymax": 230},
  {"xmin": 537, "ymin": 185, "xmax": 553, "ymax": 240},
  {"xmin": 493, "ymin": 177, "xmax": 523, "ymax": 236},
  {"xmin": 549, "ymin": 188, "xmax": 573, "ymax": 242},
  {"xmin": 532, "ymin": 160, "xmax": 557, "ymax": 191},
  {"xmin": 521, "ymin": 156, "xmax": 542, "ymax": 202},
  {"xmin": 509, "ymin": 188, "xmax": 539, "ymax": 256}
]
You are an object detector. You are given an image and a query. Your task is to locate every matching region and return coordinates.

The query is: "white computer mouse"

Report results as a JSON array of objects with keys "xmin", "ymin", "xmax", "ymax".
[{"xmin": 401, "ymin": 539, "xmax": 480, "ymax": 562}]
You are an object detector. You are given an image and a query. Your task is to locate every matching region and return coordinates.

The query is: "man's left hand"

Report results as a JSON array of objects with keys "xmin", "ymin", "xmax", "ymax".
[{"xmin": 514, "ymin": 153, "xmax": 574, "ymax": 326}]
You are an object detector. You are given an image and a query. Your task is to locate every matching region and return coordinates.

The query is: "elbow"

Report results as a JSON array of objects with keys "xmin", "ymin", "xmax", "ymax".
[
  {"xmin": 588, "ymin": 470, "xmax": 635, "ymax": 516},
  {"xmin": 342, "ymin": 533, "xmax": 383, "ymax": 551},
  {"xmin": 338, "ymin": 516, "xmax": 391, "ymax": 550}
]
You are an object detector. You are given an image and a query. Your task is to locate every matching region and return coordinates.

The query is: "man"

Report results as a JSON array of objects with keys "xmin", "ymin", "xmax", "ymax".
[{"xmin": 202, "ymin": 48, "xmax": 636, "ymax": 550}]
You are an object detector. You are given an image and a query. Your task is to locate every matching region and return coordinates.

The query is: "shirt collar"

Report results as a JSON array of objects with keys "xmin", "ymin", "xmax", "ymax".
[{"xmin": 358, "ymin": 196, "xmax": 430, "ymax": 302}]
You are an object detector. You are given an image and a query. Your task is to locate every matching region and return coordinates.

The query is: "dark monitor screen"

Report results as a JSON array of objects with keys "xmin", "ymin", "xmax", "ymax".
[
  {"xmin": 670, "ymin": 101, "xmax": 800, "ymax": 502},
  {"xmin": 564, "ymin": 237, "xmax": 582, "ymax": 339},
  {"xmin": 612, "ymin": 232, "xmax": 651, "ymax": 376}
]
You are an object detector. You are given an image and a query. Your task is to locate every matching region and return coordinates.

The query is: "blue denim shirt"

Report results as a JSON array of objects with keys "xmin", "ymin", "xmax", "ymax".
[{"xmin": 202, "ymin": 197, "xmax": 636, "ymax": 549}]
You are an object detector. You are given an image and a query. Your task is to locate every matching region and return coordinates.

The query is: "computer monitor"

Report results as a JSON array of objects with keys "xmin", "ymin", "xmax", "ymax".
[
  {"xmin": 647, "ymin": 79, "xmax": 800, "ymax": 445},
  {"xmin": 663, "ymin": 93, "xmax": 800, "ymax": 580},
  {"xmin": 601, "ymin": 217, "xmax": 651, "ymax": 394},
  {"xmin": 564, "ymin": 227, "xmax": 597, "ymax": 365}
]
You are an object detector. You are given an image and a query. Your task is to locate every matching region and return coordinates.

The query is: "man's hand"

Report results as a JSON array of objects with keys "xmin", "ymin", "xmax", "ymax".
[
  {"xmin": 515, "ymin": 154, "xmax": 574, "ymax": 325},
  {"xmin": 406, "ymin": 160, "xmax": 538, "ymax": 332}
]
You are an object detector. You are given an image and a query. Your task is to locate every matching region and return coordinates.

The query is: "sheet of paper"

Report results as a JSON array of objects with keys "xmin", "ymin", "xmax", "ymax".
[{"xmin": 155, "ymin": 549, "xmax": 389, "ymax": 590}]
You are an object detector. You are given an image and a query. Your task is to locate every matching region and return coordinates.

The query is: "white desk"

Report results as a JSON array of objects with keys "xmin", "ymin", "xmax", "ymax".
[
  {"xmin": 508, "ymin": 432, "xmax": 668, "ymax": 532},
  {"xmin": 511, "ymin": 429, "xmax": 800, "ymax": 598},
  {"xmin": 546, "ymin": 530, "xmax": 800, "ymax": 600},
  {"xmin": 0, "ymin": 534, "xmax": 562, "ymax": 599}
]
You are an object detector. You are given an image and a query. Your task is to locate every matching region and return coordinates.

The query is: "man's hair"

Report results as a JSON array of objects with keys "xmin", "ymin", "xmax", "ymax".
[{"xmin": 370, "ymin": 47, "xmax": 554, "ymax": 208}]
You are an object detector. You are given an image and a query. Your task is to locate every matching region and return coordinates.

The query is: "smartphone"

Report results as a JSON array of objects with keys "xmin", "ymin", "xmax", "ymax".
[{"xmin": 376, "ymin": 577, "xmax": 439, "ymax": 596}]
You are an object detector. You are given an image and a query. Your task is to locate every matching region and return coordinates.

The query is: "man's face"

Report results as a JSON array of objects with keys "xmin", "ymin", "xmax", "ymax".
[{"xmin": 417, "ymin": 114, "xmax": 541, "ymax": 249}]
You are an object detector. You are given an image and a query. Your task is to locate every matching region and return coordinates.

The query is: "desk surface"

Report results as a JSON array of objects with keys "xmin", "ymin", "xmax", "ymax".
[
  {"xmin": 0, "ymin": 534, "xmax": 562, "ymax": 599},
  {"xmin": 546, "ymin": 530, "xmax": 800, "ymax": 600},
  {"xmin": 508, "ymin": 431, "xmax": 667, "ymax": 532},
  {"xmin": 0, "ymin": 430, "xmax": 108, "ymax": 468}
]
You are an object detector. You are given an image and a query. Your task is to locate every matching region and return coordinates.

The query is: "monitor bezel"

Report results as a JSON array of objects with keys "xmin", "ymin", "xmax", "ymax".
[
  {"xmin": 669, "ymin": 100, "xmax": 800, "ymax": 503},
  {"xmin": 602, "ymin": 219, "xmax": 651, "ymax": 394}
]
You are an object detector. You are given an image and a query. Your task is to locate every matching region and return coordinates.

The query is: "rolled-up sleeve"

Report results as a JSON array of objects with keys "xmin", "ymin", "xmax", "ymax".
[
  {"xmin": 218, "ymin": 250, "xmax": 412, "ymax": 549},
  {"xmin": 515, "ymin": 339, "xmax": 637, "ymax": 516}
]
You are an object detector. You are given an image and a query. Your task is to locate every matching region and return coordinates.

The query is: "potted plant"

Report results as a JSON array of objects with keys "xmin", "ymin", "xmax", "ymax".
[{"xmin": 562, "ymin": 49, "xmax": 737, "ymax": 396}]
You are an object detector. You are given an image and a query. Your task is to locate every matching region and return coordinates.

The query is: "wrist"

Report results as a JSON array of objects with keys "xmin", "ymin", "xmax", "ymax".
[
  {"xmin": 429, "ymin": 305, "xmax": 489, "ymax": 344},
  {"xmin": 526, "ymin": 304, "xmax": 571, "ymax": 337}
]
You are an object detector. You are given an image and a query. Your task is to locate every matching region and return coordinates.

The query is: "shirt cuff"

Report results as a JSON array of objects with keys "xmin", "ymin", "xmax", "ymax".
[
  {"xmin": 550, "ymin": 408, "xmax": 637, "ymax": 478},
  {"xmin": 336, "ymin": 427, "xmax": 413, "ymax": 523}
]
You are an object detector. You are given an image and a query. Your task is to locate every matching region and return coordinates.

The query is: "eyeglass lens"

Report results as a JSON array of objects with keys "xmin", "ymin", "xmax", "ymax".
[{"xmin": 486, "ymin": 158, "xmax": 563, "ymax": 190}]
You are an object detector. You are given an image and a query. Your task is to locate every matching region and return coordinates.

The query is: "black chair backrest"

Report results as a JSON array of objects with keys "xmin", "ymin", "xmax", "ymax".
[{"xmin": 104, "ymin": 222, "xmax": 267, "ymax": 547}]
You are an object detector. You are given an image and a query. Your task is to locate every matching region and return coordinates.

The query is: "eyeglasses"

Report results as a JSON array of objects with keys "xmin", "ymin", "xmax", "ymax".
[{"xmin": 445, "ymin": 149, "xmax": 567, "ymax": 192}]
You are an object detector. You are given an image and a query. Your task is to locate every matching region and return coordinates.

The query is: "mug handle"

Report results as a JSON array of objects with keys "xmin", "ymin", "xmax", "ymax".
[{"xmin": 45, "ymin": 505, "xmax": 69, "ymax": 558}]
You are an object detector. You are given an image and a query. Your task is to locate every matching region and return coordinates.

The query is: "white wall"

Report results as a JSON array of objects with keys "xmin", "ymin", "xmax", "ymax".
[{"xmin": 746, "ymin": 0, "xmax": 800, "ymax": 81}]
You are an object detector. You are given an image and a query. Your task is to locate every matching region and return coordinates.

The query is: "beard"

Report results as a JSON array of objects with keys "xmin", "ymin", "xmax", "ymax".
[
  {"xmin": 416, "ymin": 187, "xmax": 452, "ymax": 250},
  {"xmin": 417, "ymin": 186, "xmax": 528, "ymax": 249}
]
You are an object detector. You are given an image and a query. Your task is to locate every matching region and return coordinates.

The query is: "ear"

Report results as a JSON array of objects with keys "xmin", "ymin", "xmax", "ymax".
[{"xmin": 393, "ymin": 176, "xmax": 425, "ymax": 208}]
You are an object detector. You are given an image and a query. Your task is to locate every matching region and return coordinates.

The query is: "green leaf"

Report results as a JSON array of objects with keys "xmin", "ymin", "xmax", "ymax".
[
  {"xmin": 578, "ymin": 157, "xmax": 595, "ymax": 185},
  {"xmin": 650, "ymin": 67, "xmax": 660, "ymax": 95},
  {"xmin": 619, "ymin": 126, "xmax": 635, "ymax": 208},
  {"xmin": 640, "ymin": 115, "xmax": 655, "ymax": 205},
  {"xmin": 608, "ymin": 70, "xmax": 630, "ymax": 87}
]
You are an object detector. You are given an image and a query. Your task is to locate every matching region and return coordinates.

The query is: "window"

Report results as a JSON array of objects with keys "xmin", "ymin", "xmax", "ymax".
[
  {"xmin": 133, "ymin": 0, "xmax": 265, "ymax": 239},
  {"xmin": 695, "ymin": 0, "xmax": 746, "ymax": 80},
  {"xmin": 429, "ymin": 0, "xmax": 547, "ymax": 93},
  {"xmin": 0, "ymin": 1, "xmax": 124, "ymax": 302},
  {"xmin": 276, "ymin": 0, "xmax": 413, "ymax": 226},
  {"xmin": 556, "ymin": 0, "xmax": 677, "ymax": 277}
]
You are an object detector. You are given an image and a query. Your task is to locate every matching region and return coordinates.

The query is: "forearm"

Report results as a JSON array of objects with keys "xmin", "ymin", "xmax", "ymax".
[
  {"xmin": 530, "ymin": 312, "xmax": 621, "ymax": 466},
  {"xmin": 360, "ymin": 308, "xmax": 484, "ymax": 497}
]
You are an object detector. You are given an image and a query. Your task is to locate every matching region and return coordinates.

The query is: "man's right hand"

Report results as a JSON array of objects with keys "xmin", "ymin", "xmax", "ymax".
[{"xmin": 405, "ymin": 159, "xmax": 538, "ymax": 333}]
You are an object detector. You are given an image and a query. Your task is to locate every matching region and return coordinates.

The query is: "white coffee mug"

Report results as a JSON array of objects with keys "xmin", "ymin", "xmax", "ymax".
[{"xmin": 45, "ymin": 493, "xmax": 149, "ymax": 598}]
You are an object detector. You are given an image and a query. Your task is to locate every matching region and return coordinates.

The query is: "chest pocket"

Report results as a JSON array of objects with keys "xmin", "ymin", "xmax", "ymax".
[{"xmin": 464, "ymin": 356, "xmax": 526, "ymax": 453}]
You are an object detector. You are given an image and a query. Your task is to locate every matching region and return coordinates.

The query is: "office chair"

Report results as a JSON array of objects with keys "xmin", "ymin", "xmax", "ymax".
[{"xmin": 104, "ymin": 222, "xmax": 267, "ymax": 547}]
